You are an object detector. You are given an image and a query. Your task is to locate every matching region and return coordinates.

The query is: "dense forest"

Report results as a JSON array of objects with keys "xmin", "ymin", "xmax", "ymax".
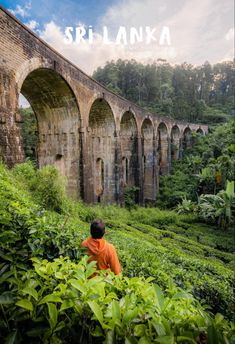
[{"xmin": 93, "ymin": 59, "xmax": 235, "ymax": 124}]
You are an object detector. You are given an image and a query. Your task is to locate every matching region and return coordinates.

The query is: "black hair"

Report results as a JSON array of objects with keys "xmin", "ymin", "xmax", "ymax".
[{"xmin": 90, "ymin": 219, "xmax": 105, "ymax": 239}]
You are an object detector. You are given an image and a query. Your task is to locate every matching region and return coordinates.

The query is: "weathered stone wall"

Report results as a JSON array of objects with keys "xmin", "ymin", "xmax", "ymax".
[{"xmin": 0, "ymin": 6, "xmax": 208, "ymax": 204}]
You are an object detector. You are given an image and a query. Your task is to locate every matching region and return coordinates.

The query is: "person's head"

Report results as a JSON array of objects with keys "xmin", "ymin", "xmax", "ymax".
[{"xmin": 90, "ymin": 219, "xmax": 105, "ymax": 239}]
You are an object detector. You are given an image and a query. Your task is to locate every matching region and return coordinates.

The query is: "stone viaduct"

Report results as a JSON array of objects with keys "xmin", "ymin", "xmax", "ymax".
[{"xmin": 0, "ymin": 6, "xmax": 208, "ymax": 204}]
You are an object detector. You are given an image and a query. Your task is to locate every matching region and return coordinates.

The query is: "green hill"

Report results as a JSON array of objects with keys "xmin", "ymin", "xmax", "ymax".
[{"xmin": 0, "ymin": 161, "xmax": 234, "ymax": 343}]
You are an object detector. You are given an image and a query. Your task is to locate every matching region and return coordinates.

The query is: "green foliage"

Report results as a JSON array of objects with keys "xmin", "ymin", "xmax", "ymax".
[
  {"xmin": 198, "ymin": 181, "xmax": 235, "ymax": 228},
  {"xmin": 93, "ymin": 59, "xmax": 235, "ymax": 123},
  {"xmin": 123, "ymin": 186, "xmax": 140, "ymax": 210},
  {"xmin": 159, "ymin": 121, "xmax": 235, "ymax": 210},
  {"xmin": 2, "ymin": 256, "xmax": 234, "ymax": 343},
  {"xmin": 0, "ymin": 162, "xmax": 235, "ymax": 342},
  {"xmin": 176, "ymin": 197, "xmax": 197, "ymax": 214},
  {"xmin": 30, "ymin": 165, "xmax": 67, "ymax": 212}
]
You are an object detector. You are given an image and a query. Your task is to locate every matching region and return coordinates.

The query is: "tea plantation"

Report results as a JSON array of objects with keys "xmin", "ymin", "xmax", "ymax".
[{"xmin": 0, "ymin": 162, "xmax": 234, "ymax": 343}]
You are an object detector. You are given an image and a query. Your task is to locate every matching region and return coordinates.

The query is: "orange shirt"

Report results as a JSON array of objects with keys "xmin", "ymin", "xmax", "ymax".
[{"xmin": 81, "ymin": 237, "xmax": 122, "ymax": 275}]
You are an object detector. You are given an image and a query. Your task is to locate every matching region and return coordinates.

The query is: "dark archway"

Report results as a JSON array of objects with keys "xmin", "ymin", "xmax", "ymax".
[
  {"xmin": 20, "ymin": 67, "xmax": 82, "ymax": 199},
  {"xmin": 196, "ymin": 128, "xmax": 204, "ymax": 135},
  {"xmin": 183, "ymin": 127, "xmax": 192, "ymax": 151},
  {"xmin": 157, "ymin": 122, "xmax": 169, "ymax": 175},
  {"xmin": 88, "ymin": 98, "xmax": 116, "ymax": 203},
  {"xmin": 120, "ymin": 111, "xmax": 138, "ymax": 190},
  {"xmin": 171, "ymin": 125, "xmax": 180, "ymax": 161},
  {"xmin": 141, "ymin": 118, "xmax": 155, "ymax": 202}
]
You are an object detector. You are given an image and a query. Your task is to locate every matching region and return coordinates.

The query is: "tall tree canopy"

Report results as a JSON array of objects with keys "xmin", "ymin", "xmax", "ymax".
[{"xmin": 93, "ymin": 59, "xmax": 235, "ymax": 123}]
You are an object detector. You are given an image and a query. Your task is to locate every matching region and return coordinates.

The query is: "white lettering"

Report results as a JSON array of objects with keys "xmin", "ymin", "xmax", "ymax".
[
  {"xmin": 75, "ymin": 26, "xmax": 86, "ymax": 44},
  {"xmin": 116, "ymin": 26, "xmax": 127, "ymax": 45},
  {"xmin": 88, "ymin": 25, "xmax": 93, "ymax": 44},
  {"xmin": 130, "ymin": 27, "xmax": 143, "ymax": 44},
  {"xmin": 64, "ymin": 27, "xmax": 73, "ymax": 44},
  {"xmin": 103, "ymin": 26, "xmax": 110, "ymax": 44},
  {"xmin": 159, "ymin": 26, "xmax": 171, "ymax": 45},
  {"xmin": 146, "ymin": 26, "xmax": 157, "ymax": 44}
]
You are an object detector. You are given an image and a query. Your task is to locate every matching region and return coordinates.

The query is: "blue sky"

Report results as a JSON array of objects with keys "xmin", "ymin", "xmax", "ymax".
[
  {"xmin": 1, "ymin": 0, "xmax": 234, "ymax": 75},
  {"xmin": 2, "ymin": 0, "xmax": 116, "ymax": 29}
]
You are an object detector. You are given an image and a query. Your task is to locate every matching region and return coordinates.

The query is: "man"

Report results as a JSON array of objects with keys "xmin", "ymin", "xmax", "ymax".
[{"xmin": 82, "ymin": 219, "xmax": 122, "ymax": 275}]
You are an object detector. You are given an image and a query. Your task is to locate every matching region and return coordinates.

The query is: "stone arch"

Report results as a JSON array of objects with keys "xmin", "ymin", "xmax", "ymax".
[
  {"xmin": 141, "ymin": 118, "xmax": 155, "ymax": 201},
  {"xmin": 196, "ymin": 128, "xmax": 204, "ymax": 135},
  {"xmin": 171, "ymin": 125, "xmax": 180, "ymax": 161},
  {"xmin": 157, "ymin": 122, "xmax": 169, "ymax": 175},
  {"xmin": 120, "ymin": 111, "xmax": 138, "ymax": 190},
  {"xmin": 182, "ymin": 127, "xmax": 192, "ymax": 151},
  {"xmin": 19, "ymin": 67, "xmax": 82, "ymax": 199},
  {"xmin": 88, "ymin": 98, "xmax": 116, "ymax": 203}
]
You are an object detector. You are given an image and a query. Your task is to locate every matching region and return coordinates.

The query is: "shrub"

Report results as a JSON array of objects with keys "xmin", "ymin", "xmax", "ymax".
[{"xmin": 31, "ymin": 165, "xmax": 67, "ymax": 212}]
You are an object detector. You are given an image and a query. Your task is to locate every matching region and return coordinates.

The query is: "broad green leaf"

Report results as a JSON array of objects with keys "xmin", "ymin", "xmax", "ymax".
[
  {"xmin": 134, "ymin": 324, "xmax": 146, "ymax": 337},
  {"xmin": 226, "ymin": 180, "xmax": 234, "ymax": 198},
  {"xmin": 47, "ymin": 303, "xmax": 58, "ymax": 330},
  {"xmin": 152, "ymin": 321, "xmax": 166, "ymax": 337},
  {"xmin": 112, "ymin": 300, "xmax": 121, "ymax": 323},
  {"xmin": 87, "ymin": 300, "xmax": 104, "ymax": 325},
  {"xmin": 22, "ymin": 287, "xmax": 38, "ymax": 301},
  {"xmin": 16, "ymin": 299, "xmax": 33, "ymax": 311},
  {"xmin": 123, "ymin": 308, "xmax": 138, "ymax": 325},
  {"xmin": 54, "ymin": 320, "xmax": 65, "ymax": 333},
  {"xmin": 60, "ymin": 299, "xmax": 74, "ymax": 311},
  {"xmin": 172, "ymin": 292, "xmax": 192, "ymax": 300},
  {"xmin": 153, "ymin": 284, "xmax": 164, "ymax": 311},
  {"xmin": 38, "ymin": 294, "xmax": 62, "ymax": 305},
  {"xmin": 70, "ymin": 279, "xmax": 86, "ymax": 293}
]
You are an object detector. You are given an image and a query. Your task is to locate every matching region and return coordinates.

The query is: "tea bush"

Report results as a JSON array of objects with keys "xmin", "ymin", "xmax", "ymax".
[{"xmin": 0, "ymin": 162, "xmax": 235, "ymax": 342}]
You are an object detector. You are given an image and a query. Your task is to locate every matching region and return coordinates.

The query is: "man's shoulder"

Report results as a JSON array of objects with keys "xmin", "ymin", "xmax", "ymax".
[{"xmin": 106, "ymin": 241, "xmax": 117, "ymax": 252}]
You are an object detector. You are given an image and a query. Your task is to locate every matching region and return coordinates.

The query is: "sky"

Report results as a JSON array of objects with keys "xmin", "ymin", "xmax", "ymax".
[{"xmin": 1, "ymin": 0, "xmax": 234, "ymax": 76}]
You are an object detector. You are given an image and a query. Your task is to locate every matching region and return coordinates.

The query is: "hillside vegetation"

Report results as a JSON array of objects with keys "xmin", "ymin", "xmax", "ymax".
[{"xmin": 0, "ymin": 158, "xmax": 234, "ymax": 343}]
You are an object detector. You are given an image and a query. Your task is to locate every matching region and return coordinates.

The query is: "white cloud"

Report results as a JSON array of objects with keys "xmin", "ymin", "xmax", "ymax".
[
  {"xmin": 38, "ymin": 0, "xmax": 233, "ymax": 75},
  {"xmin": 40, "ymin": 21, "xmax": 132, "ymax": 74},
  {"xmin": 25, "ymin": 20, "xmax": 39, "ymax": 30},
  {"xmin": 9, "ymin": 3, "xmax": 31, "ymax": 18}
]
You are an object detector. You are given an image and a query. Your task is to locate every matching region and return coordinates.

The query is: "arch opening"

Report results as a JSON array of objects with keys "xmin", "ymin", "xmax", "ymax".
[
  {"xmin": 196, "ymin": 128, "xmax": 204, "ymax": 135},
  {"xmin": 120, "ymin": 111, "xmax": 138, "ymax": 192},
  {"xmin": 183, "ymin": 127, "xmax": 192, "ymax": 151},
  {"xmin": 19, "ymin": 67, "xmax": 82, "ymax": 199},
  {"xmin": 157, "ymin": 122, "xmax": 169, "ymax": 175},
  {"xmin": 141, "ymin": 118, "xmax": 155, "ymax": 202},
  {"xmin": 88, "ymin": 98, "xmax": 116, "ymax": 203}
]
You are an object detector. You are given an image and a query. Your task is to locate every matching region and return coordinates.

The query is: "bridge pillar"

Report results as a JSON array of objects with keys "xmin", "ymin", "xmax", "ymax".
[{"xmin": 0, "ymin": 71, "xmax": 24, "ymax": 166}]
